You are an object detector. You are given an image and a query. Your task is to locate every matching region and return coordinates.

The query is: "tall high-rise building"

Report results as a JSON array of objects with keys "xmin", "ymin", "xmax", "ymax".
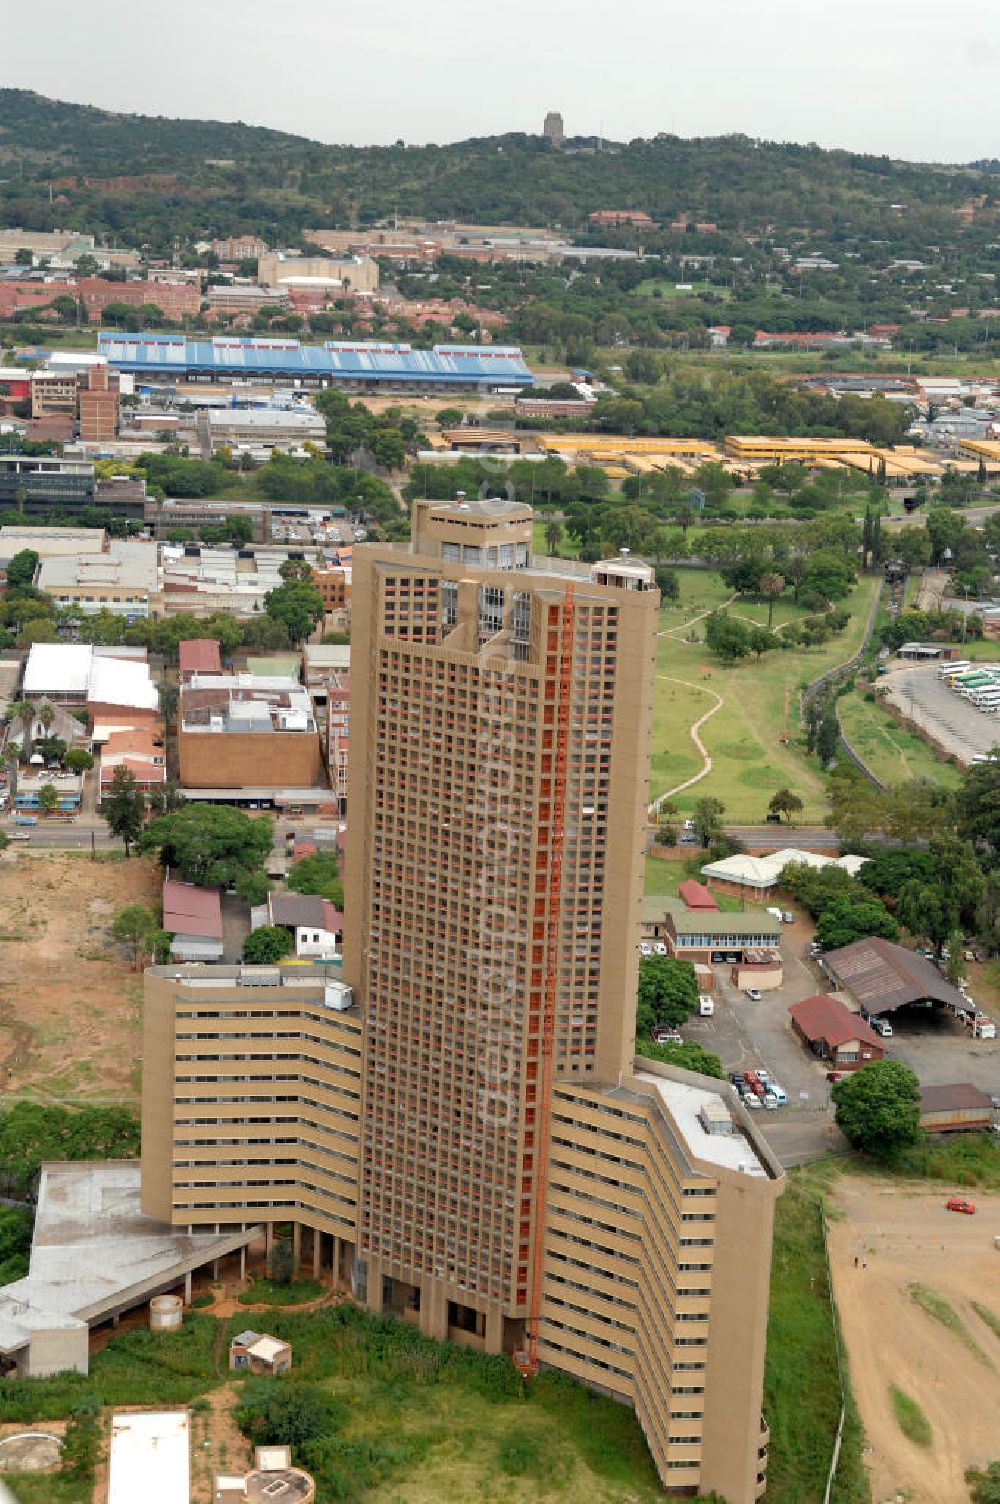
[
  {"xmin": 543, "ymin": 111, "xmax": 565, "ymax": 148},
  {"xmin": 142, "ymin": 499, "xmax": 781, "ymax": 1501}
]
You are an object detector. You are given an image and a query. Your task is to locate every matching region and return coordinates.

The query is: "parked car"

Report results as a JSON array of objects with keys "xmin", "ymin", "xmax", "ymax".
[
  {"xmin": 651, "ymin": 1025, "xmax": 683, "ymax": 1045},
  {"xmin": 781, "ymin": 911, "xmax": 795, "ymax": 924},
  {"xmin": 653, "ymin": 941, "xmax": 668, "ymax": 956},
  {"xmin": 728, "ymin": 1072, "xmax": 745, "ymax": 1087},
  {"xmin": 768, "ymin": 1084, "xmax": 788, "ymax": 1105},
  {"xmin": 679, "ymin": 834, "xmax": 699, "ymax": 846},
  {"xmin": 826, "ymin": 1070, "xmax": 845, "ymax": 1083},
  {"xmin": 946, "ymin": 1197, "xmax": 976, "ymax": 1215},
  {"xmin": 765, "ymin": 812, "xmax": 781, "ymax": 824},
  {"xmin": 755, "ymin": 1068, "xmax": 772, "ymax": 1084},
  {"xmin": 639, "ymin": 942, "xmax": 653, "ymax": 957},
  {"xmin": 742, "ymin": 1090, "xmax": 762, "ymax": 1110},
  {"xmin": 698, "ymin": 993, "xmax": 714, "ymax": 1016},
  {"xmin": 808, "ymin": 941, "xmax": 823, "ymax": 957},
  {"xmin": 762, "ymin": 1092, "xmax": 779, "ymax": 1110},
  {"xmin": 745, "ymin": 987, "xmax": 763, "ymax": 1002},
  {"xmin": 871, "ymin": 1018, "xmax": 893, "ymax": 1038}
]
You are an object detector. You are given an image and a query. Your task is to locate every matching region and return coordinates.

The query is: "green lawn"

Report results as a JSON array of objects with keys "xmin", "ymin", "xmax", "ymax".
[
  {"xmin": 632, "ymin": 280, "xmax": 730, "ymax": 301},
  {"xmin": 652, "ymin": 573, "xmax": 881, "ymax": 822},
  {"xmin": 644, "ymin": 854, "xmax": 743, "ymax": 910},
  {"xmin": 837, "ymin": 690, "xmax": 962, "ymax": 789}
]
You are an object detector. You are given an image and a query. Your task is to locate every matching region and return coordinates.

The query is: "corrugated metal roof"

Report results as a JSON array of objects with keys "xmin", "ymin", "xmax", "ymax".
[
  {"xmin": 162, "ymin": 879, "xmax": 223, "ymax": 939},
  {"xmin": 823, "ymin": 937, "xmax": 965, "ymax": 1013},
  {"xmin": 97, "ymin": 332, "xmax": 533, "ymax": 386},
  {"xmin": 789, "ymin": 993, "xmax": 883, "ymax": 1049}
]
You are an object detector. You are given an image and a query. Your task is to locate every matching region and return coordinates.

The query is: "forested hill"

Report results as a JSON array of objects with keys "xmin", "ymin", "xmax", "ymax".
[{"xmin": 0, "ymin": 88, "xmax": 996, "ymax": 250}]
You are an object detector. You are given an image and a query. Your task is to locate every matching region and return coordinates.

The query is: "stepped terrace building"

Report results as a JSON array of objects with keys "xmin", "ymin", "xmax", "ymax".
[{"xmin": 141, "ymin": 500, "xmax": 782, "ymax": 1502}]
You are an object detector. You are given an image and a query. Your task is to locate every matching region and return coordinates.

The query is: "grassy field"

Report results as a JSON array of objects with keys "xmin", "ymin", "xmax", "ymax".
[
  {"xmin": 644, "ymin": 853, "xmax": 744, "ymax": 910},
  {"xmin": 652, "ymin": 570, "xmax": 881, "ymax": 822},
  {"xmin": 763, "ymin": 1170, "xmax": 869, "ymax": 1504},
  {"xmin": 837, "ymin": 689, "xmax": 962, "ymax": 789},
  {"xmin": 632, "ymin": 280, "xmax": 731, "ymax": 301},
  {"xmin": 0, "ymin": 1305, "xmax": 669, "ymax": 1504}
]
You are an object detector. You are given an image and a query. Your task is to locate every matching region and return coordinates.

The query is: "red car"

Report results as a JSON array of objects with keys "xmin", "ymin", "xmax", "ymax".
[
  {"xmin": 826, "ymin": 1070, "xmax": 845, "ymax": 1083},
  {"xmin": 946, "ymin": 1197, "xmax": 976, "ymax": 1215}
]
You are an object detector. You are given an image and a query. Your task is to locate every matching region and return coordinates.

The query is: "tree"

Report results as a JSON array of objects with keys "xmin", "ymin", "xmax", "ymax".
[
  {"xmin": 140, "ymin": 803, "xmax": 273, "ymax": 888},
  {"xmin": 636, "ymin": 956, "xmax": 698, "ymax": 1035},
  {"xmin": 966, "ymin": 1460, "xmax": 1000, "ymax": 1504},
  {"xmin": 815, "ymin": 896, "xmax": 899, "ymax": 950},
  {"xmin": 768, "ymin": 788, "xmax": 803, "ymax": 824},
  {"xmin": 265, "ymin": 580, "xmax": 325, "ymax": 644},
  {"xmin": 831, "ymin": 1061, "xmax": 922, "ymax": 1158},
  {"xmin": 235, "ymin": 869, "xmax": 270, "ymax": 906},
  {"xmin": 5, "ymin": 549, "xmax": 38, "ymax": 589},
  {"xmin": 692, "ymin": 796, "xmax": 726, "ymax": 849},
  {"xmin": 544, "ymin": 520, "xmax": 564, "ymax": 555},
  {"xmin": 758, "ymin": 572, "xmax": 786, "ymax": 629},
  {"xmin": 956, "ymin": 751, "xmax": 1000, "ymax": 852},
  {"xmin": 235, "ymin": 1380, "xmax": 339, "ymax": 1451},
  {"xmin": 654, "ymin": 566, "xmax": 680, "ymax": 601},
  {"xmin": 287, "ymin": 851, "xmax": 343, "ymax": 909},
  {"xmin": 895, "ymin": 880, "xmax": 956, "ymax": 950},
  {"xmin": 64, "ymin": 748, "xmax": 94, "ymax": 773},
  {"xmin": 111, "ymin": 903, "xmax": 159, "ymax": 970},
  {"xmin": 147, "ymin": 780, "xmax": 184, "ymax": 816},
  {"xmin": 943, "ymin": 926, "xmax": 966, "ymax": 986},
  {"xmin": 243, "ymin": 925, "xmax": 294, "ymax": 964},
  {"xmin": 157, "ymin": 678, "xmax": 179, "ymax": 728},
  {"xmin": 636, "ymin": 1039, "xmax": 724, "ymax": 1077},
  {"xmin": 435, "ymin": 408, "xmax": 463, "ymax": 429},
  {"xmin": 38, "ymin": 782, "xmax": 58, "ymax": 815},
  {"xmin": 103, "ymin": 767, "xmax": 146, "ymax": 856},
  {"xmin": 705, "ymin": 611, "xmax": 752, "ymax": 661}
]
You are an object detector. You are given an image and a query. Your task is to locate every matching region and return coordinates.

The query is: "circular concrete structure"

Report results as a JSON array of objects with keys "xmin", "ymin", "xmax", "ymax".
[
  {"xmin": 0, "ymin": 1432, "xmax": 62, "ymax": 1472},
  {"xmin": 149, "ymin": 1294, "xmax": 183, "ymax": 1330}
]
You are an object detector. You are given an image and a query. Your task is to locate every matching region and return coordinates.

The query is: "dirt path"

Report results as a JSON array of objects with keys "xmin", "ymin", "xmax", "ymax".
[
  {"xmin": 659, "ymin": 593, "xmax": 736, "ymax": 640},
  {"xmin": 827, "ymin": 1176, "xmax": 1000, "ymax": 1504},
  {"xmin": 649, "ymin": 677, "xmax": 724, "ymax": 808}
]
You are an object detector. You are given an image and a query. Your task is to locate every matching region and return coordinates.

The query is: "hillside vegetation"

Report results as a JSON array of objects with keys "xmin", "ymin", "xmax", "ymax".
[{"xmin": 0, "ymin": 89, "xmax": 995, "ymax": 250}]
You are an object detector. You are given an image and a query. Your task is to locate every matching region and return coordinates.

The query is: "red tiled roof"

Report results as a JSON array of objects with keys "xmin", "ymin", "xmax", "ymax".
[
  {"xmin": 788, "ymin": 993, "xmax": 883, "ymax": 1049},
  {"xmin": 100, "ymin": 758, "xmax": 166, "ymax": 785},
  {"xmin": 179, "ymin": 638, "xmax": 223, "ymax": 675},
  {"xmin": 162, "ymin": 879, "xmax": 222, "ymax": 939},
  {"xmin": 677, "ymin": 879, "xmax": 717, "ymax": 911}
]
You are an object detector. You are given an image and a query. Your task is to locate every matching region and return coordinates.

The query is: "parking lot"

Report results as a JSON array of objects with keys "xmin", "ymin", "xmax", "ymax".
[
  {"xmin": 881, "ymin": 662, "xmax": 1000, "ymax": 764},
  {"xmin": 677, "ymin": 913, "xmax": 1000, "ymax": 1166}
]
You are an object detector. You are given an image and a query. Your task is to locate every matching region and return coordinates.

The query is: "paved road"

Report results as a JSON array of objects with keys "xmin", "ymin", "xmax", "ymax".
[{"xmin": 726, "ymin": 825, "xmax": 840, "ymax": 851}]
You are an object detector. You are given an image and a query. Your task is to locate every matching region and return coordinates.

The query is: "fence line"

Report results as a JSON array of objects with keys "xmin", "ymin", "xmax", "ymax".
[
  {"xmin": 802, "ymin": 577, "xmax": 887, "ymax": 790},
  {"xmin": 820, "ymin": 1202, "xmax": 850, "ymax": 1504}
]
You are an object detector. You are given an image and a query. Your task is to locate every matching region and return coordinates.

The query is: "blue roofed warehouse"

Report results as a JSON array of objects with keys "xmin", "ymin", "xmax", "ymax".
[{"xmin": 96, "ymin": 333, "xmax": 534, "ymax": 392}]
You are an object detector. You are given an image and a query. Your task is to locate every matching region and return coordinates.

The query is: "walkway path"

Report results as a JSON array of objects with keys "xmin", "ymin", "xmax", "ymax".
[
  {"xmin": 649, "ymin": 676, "xmax": 725, "ymax": 811},
  {"xmin": 659, "ymin": 593, "xmax": 736, "ymax": 640}
]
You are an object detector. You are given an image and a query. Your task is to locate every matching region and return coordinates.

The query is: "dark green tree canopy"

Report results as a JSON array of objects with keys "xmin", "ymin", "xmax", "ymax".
[
  {"xmin": 140, "ymin": 804, "xmax": 273, "ymax": 888},
  {"xmin": 831, "ymin": 1061, "xmax": 922, "ymax": 1158}
]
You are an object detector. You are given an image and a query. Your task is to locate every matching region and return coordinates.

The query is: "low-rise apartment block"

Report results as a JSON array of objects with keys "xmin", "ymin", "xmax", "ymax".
[{"xmin": 160, "ymin": 545, "xmax": 285, "ymax": 617}]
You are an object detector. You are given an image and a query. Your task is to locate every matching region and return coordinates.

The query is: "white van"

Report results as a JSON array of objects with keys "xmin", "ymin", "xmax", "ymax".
[
  {"xmin": 698, "ymin": 994, "xmax": 714, "ymax": 1016},
  {"xmin": 768, "ymin": 1084, "xmax": 788, "ymax": 1105},
  {"xmin": 766, "ymin": 906, "xmax": 783, "ymax": 923}
]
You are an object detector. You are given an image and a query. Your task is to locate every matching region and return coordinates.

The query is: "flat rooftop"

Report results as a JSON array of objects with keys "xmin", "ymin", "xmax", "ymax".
[
  {"xmin": 0, "ymin": 1162, "xmax": 255, "ymax": 1356},
  {"xmin": 635, "ymin": 1071, "xmax": 771, "ymax": 1177},
  {"xmin": 109, "ymin": 1411, "xmax": 189, "ymax": 1504}
]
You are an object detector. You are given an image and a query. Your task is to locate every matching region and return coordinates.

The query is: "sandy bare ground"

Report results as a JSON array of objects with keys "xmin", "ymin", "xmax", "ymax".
[
  {"xmin": 828, "ymin": 1176, "xmax": 1000, "ymax": 1504},
  {"xmin": 0, "ymin": 850, "xmax": 161, "ymax": 1103}
]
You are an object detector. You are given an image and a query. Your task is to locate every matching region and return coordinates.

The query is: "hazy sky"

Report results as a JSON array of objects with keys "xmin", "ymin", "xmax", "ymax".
[{"xmin": 2, "ymin": 0, "xmax": 999, "ymax": 161}]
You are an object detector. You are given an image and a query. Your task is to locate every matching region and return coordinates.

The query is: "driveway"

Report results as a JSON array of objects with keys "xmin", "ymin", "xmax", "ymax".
[{"xmin": 220, "ymin": 892, "xmax": 251, "ymax": 962}]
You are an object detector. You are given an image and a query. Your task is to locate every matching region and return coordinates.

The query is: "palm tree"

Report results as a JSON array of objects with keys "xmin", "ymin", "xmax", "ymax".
[
  {"xmin": 5, "ymin": 699, "xmax": 34, "ymax": 751},
  {"xmin": 544, "ymin": 520, "xmax": 564, "ymax": 556},
  {"xmin": 758, "ymin": 572, "xmax": 786, "ymax": 630},
  {"xmin": 37, "ymin": 701, "xmax": 55, "ymax": 735}
]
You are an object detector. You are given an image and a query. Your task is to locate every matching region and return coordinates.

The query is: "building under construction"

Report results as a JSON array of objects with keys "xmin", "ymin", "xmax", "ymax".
[{"xmin": 141, "ymin": 499, "xmax": 781, "ymax": 1502}]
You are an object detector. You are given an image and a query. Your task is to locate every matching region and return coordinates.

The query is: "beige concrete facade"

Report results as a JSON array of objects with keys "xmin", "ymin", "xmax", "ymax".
[{"xmin": 139, "ymin": 503, "xmax": 782, "ymax": 1502}]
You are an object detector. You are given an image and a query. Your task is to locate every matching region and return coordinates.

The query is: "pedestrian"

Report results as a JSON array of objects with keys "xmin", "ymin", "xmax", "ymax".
[
  {"xmin": 854, "ymin": 1256, "xmax": 859, "ymax": 1268},
  {"xmin": 862, "ymin": 1258, "xmax": 868, "ymax": 1270}
]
